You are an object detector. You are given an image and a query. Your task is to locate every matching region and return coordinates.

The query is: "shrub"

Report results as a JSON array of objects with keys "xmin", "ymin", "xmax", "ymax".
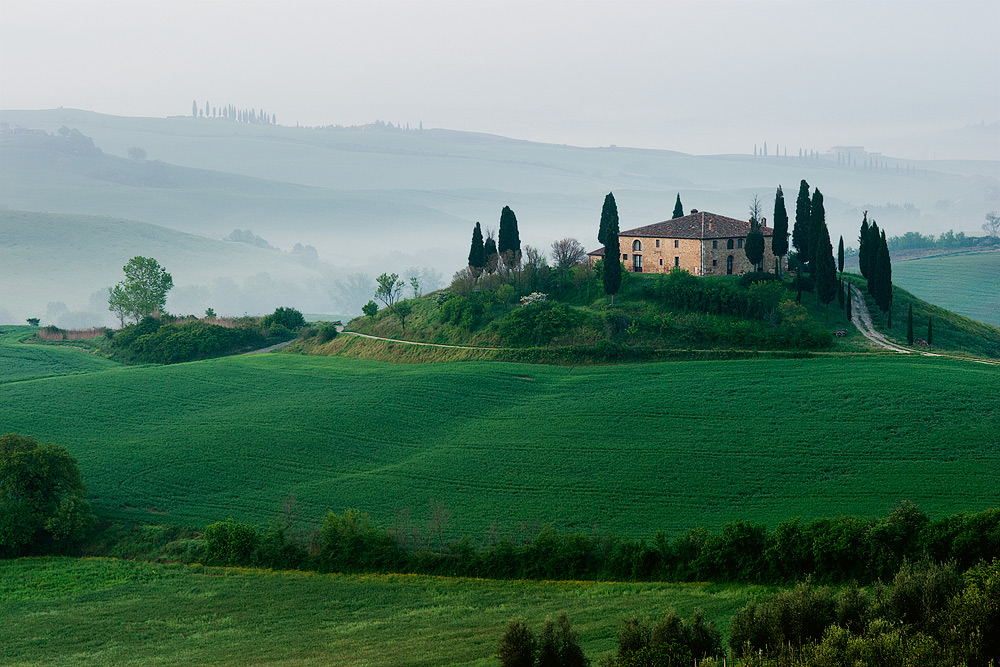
[
  {"xmin": 261, "ymin": 306, "xmax": 305, "ymax": 331},
  {"xmin": 497, "ymin": 302, "xmax": 579, "ymax": 346},
  {"xmin": 440, "ymin": 295, "xmax": 486, "ymax": 330},
  {"xmin": 316, "ymin": 322, "xmax": 339, "ymax": 343},
  {"xmin": 497, "ymin": 620, "xmax": 536, "ymax": 667},
  {"xmin": 203, "ymin": 518, "xmax": 259, "ymax": 566},
  {"xmin": 738, "ymin": 270, "xmax": 780, "ymax": 288}
]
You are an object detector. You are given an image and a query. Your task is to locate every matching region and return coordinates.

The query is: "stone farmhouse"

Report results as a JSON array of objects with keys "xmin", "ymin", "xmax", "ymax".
[{"xmin": 588, "ymin": 209, "xmax": 785, "ymax": 276}]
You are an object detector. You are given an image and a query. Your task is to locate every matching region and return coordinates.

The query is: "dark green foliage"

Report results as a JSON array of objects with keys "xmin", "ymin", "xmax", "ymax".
[
  {"xmin": 112, "ymin": 319, "xmax": 268, "ymax": 364},
  {"xmin": 771, "ymin": 186, "xmax": 789, "ymax": 269},
  {"xmin": 672, "ymin": 193, "xmax": 684, "ymax": 219},
  {"xmin": 315, "ymin": 322, "xmax": 339, "ymax": 343},
  {"xmin": 203, "ymin": 518, "xmax": 260, "ymax": 566},
  {"xmin": 601, "ymin": 193, "xmax": 622, "ymax": 300},
  {"xmin": 745, "ymin": 215, "xmax": 765, "ymax": 269},
  {"xmin": 362, "ymin": 300, "xmax": 378, "ymax": 320},
  {"xmin": 316, "ymin": 509, "xmax": 402, "ymax": 573},
  {"xmin": 614, "ymin": 611, "xmax": 719, "ymax": 665},
  {"xmin": 737, "ymin": 270, "xmax": 780, "ymax": 288},
  {"xmin": 261, "ymin": 306, "xmax": 305, "ymax": 331},
  {"xmin": 811, "ymin": 191, "xmax": 838, "ymax": 306},
  {"xmin": 0, "ymin": 433, "xmax": 96, "ymax": 556},
  {"xmin": 866, "ymin": 220, "xmax": 881, "ymax": 295},
  {"xmin": 838, "ymin": 277, "xmax": 845, "ymax": 309},
  {"xmin": 846, "ymin": 283, "xmax": 852, "ymax": 320},
  {"xmin": 838, "ymin": 235, "xmax": 845, "ymax": 274},
  {"xmin": 110, "ymin": 255, "xmax": 173, "ymax": 322},
  {"xmin": 440, "ymin": 294, "xmax": 486, "ymax": 330},
  {"xmin": 928, "ymin": 316, "xmax": 933, "ymax": 344},
  {"xmin": 874, "ymin": 230, "xmax": 893, "ymax": 313},
  {"xmin": 497, "ymin": 620, "xmax": 536, "ymax": 667},
  {"xmin": 484, "ymin": 236, "xmax": 499, "ymax": 274},
  {"xmin": 881, "ymin": 559, "xmax": 962, "ymax": 635},
  {"xmin": 468, "ymin": 221, "xmax": 485, "ymax": 269},
  {"xmin": 615, "ymin": 643, "xmax": 691, "ymax": 667},
  {"xmin": 792, "ymin": 179, "xmax": 811, "ymax": 262},
  {"xmin": 859, "ymin": 213, "xmax": 872, "ymax": 278},
  {"xmin": 908, "ymin": 304, "xmax": 914, "ymax": 343},
  {"xmin": 536, "ymin": 613, "xmax": 587, "ymax": 667},
  {"xmin": 617, "ymin": 617, "xmax": 650, "ymax": 656},
  {"xmin": 498, "ymin": 206, "xmax": 521, "ymax": 267},
  {"xmin": 497, "ymin": 302, "xmax": 580, "ymax": 346}
]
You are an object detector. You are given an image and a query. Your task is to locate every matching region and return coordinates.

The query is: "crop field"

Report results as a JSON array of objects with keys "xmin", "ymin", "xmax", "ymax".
[
  {"xmin": 0, "ymin": 557, "xmax": 769, "ymax": 666},
  {"xmin": 889, "ymin": 251, "xmax": 1000, "ymax": 327},
  {"xmin": 1, "ymin": 348, "xmax": 998, "ymax": 539},
  {"xmin": 0, "ymin": 327, "xmax": 118, "ymax": 384}
]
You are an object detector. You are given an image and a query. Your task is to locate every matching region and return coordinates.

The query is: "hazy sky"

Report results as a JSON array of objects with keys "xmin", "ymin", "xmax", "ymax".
[{"xmin": 2, "ymin": 0, "xmax": 998, "ymax": 158}]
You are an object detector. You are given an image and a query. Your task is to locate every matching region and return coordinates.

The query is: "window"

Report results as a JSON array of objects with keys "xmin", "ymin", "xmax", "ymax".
[
  {"xmin": 655, "ymin": 239, "xmax": 660, "ymax": 247},
  {"xmin": 622, "ymin": 253, "xmax": 627, "ymax": 261},
  {"xmin": 659, "ymin": 258, "xmax": 663, "ymax": 265},
  {"xmin": 674, "ymin": 257, "xmax": 679, "ymax": 267},
  {"xmin": 674, "ymin": 239, "xmax": 679, "ymax": 248},
  {"xmin": 727, "ymin": 239, "xmax": 734, "ymax": 249},
  {"xmin": 738, "ymin": 238, "xmax": 744, "ymax": 249},
  {"xmin": 712, "ymin": 259, "xmax": 717, "ymax": 266},
  {"xmin": 632, "ymin": 240, "xmax": 642, "ymax": 251},
  {"xmin": 727, "ymin": 255, "xmax": 734, "ymax": 275},
  {"xmin": 633, "ymin": 255, "xmax": 643, "ymax": 271},
  {"xmin": 713, "ymin": 240, "xmax": 718, "ymax": 249}
]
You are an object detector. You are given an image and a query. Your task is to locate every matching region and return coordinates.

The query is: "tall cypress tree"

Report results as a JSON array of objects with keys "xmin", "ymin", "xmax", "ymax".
[
  {"xmin": 875, "ymin": 230, "xmax": 892, "ymax": 315},
  {"xmin": 792, "ymin": 180, "xmax": 811, "ymax": 266},
  {"xmin": 672, "ymin": 194, "xmax": 684, "ymax": 219},
  {"xmin": 838, "ymin": 235, "xmax": 845, "ymax": 276},
  {"xmin": 845, "ymin": 283, "xmax": 852, "ymax": 320},
  {"xmin": 483, "ymin": 235, "xmax": 498, "ymax": 275},
  {"xmin": 859, "ymin": 213, "xmax": 871, "ymax": 278},
  {"xmin": 927, "ymin": 317, "xmax": 933, "ymax": 345},
  {"xmin": 867, "ymin": 220, "xmax": 881, "ymax": 295},
  {"xmin": 601, "ymin": 193, "xmax": 622, "ymax": 304},
  {"xmin": 771, "ymin": 186, "xmax": 789, "ymax": 276},
  {"xmin": 813, "ymin": 209, "xmax": 838, "ymax": 306},
  {"xmin": 808, "ymin": 188, "xmax": 826, "ymax": 270},
  {"xmin": 498, "ymin": 206, "xmax": 521, "ymax": 268},
  {"xmin": 745, "ymin": 214, "xmax": 765, "ymax": 270},
  {"xmin": 468, "ymin": 222, "xmax": 485, "ymax": 272},
  {"xmin": 907, "ymin": 304, "xmax": 914, "ymax": 344}
]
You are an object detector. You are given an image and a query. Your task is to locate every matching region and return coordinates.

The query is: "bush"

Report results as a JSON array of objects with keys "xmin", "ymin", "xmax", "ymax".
[
  {"xmin": 316, "ymin": 322, "xmax": 339, "ymax": 343},
  {"xmin": 738, "ymin": 271, "xmax": 780, "ymax": 288},
  {"xmin": 0, "ymin": 433, "xmax": 96, "ymax": 556},
  {"xmin": 498, "ymin": 302, "xmax": 580, "ymax": 346},
  {"xmin": 261, "ymin": 307, "xmax": 305, "ymax": 331},
  {"xmin": 112, "ymin": 320, "xmax": 267, "ymax": 364},
  {"xmin": 440, "ymin": 295, "xmax": 486, "ymax": 330},
  {"xmin": 203, "ymin": 518, "xmax": 259, "ymax": 566}
]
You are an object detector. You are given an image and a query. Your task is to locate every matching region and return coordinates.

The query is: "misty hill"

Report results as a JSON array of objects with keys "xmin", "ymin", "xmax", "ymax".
[
  {"xmin": 3, "ymin": 109, "xmax": 996, "ymax": 255},
  {"xmin": 0, "ymin": 210, "xmax": 342, "ymax": 326}
]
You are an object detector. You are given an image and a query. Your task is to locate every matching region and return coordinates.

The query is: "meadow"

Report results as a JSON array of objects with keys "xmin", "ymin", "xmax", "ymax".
[
  {"xmin": 1, "ymin": 346, "xmax": 997, "ymax": 540},
  {"xmin": 0, "ymin": 327, "xmax": 118, "ymax": 383},
  {"xmin": 889, "ymin": 251, "xmax": 1000, "ymax": 327},
  {"xmin": 0, "ymin": 557, "xmax": 770, "ymax": 666}
]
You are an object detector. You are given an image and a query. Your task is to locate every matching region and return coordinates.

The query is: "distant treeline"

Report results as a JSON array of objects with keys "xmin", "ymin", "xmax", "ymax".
[
  {"xmin": 846, "ymin": 229, "xmax": 998, "ymax": 256},
  {"xmin": 198, "ymin": 502, "xmax": 999, "ymax": 586},
  {"xmin": 190, "ymin": 100, "xmax": 275, "ymax": 125}
]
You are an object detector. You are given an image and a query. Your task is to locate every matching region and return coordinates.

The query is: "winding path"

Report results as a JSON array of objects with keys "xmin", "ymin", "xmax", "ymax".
[
  {"xmin": 338, "ymin": 330, "xmax": 505, "ymax": 351},
  {"xmin": 847, "ymin": 284, "xmax": 910, "ymax": 354}
]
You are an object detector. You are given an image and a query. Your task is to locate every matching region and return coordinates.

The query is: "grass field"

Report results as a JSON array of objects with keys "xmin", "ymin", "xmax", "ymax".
[
  {"xmin": 1, "ymin": 347, "xmax": 997, "ymax": 539},
  {"xmin": 889, "ymin": 250, "xmax": 1000, "ymax": 327},
  {"xmin": 0, "ymin": 327, "xmax": 119, "ymax": 383},
  {"xmin": 0, "ymin": 557, "xmax": 770, "ymax": 666}
]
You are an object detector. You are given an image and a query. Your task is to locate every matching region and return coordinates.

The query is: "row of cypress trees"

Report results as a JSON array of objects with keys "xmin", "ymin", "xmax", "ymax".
[
  {"xmin": 467, "ymin": 206, "xmax": 522, "ymax": 275},
  {"xmin": 859, "ymin": 213, "xmax": 894, "ymax": 321},
  {"xmin": 787, "ymin": 180, "xmax": 839, "ymax": 305}
]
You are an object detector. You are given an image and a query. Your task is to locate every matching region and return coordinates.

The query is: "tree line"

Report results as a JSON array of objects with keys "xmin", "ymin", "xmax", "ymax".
[{"xmin": 190, "ymin": 99, "xmax": 276, "ymax": 125}]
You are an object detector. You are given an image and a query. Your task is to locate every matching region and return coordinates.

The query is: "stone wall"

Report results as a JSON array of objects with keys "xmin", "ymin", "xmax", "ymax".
[{"xmin": 616, "ymin": 234, "xmax": 786, "ymax": 276}]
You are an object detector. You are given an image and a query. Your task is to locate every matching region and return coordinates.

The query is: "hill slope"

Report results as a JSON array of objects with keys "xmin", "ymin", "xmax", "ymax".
[
  {"xmin": 1, "ymin": 352, "xmax": 996, "ymax": 538},
  {"xmin": 0, "ymin": 209, "xmax": 333, "ymax": 325}
]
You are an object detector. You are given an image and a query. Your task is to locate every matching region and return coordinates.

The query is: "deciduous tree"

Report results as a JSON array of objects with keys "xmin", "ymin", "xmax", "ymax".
[
  {"xmin": 983, "ymin": 211, "xmax": 1000, "ymax": 237},
  {"xmin": 497, "ymin": 620, "xmax": 536, "ymax": 667},
  {"xmin": 109, "ymin": 256, "xmax": 173, "ymax": 322},
  {"xmin": 375, "ymin": 273, "xmax": 405, "ymax": 309},
  {"xmin": 550, "ymin": 238, "xmax": 586, "ymax": 272}
]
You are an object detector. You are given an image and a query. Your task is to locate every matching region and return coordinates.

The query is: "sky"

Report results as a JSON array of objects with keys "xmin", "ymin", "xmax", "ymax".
[{"xmin": 2, "ymin": 0, "xmax": 998, "ymax": 159}]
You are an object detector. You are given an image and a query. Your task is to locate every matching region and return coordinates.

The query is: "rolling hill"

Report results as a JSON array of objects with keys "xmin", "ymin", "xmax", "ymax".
[{"xmin": 1, "ymin": 350, "xmax": 996, "ymax": 539}]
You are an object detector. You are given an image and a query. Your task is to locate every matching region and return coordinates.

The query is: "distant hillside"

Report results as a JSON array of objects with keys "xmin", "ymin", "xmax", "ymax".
[
  {"xmin": 3, "ymin": 109, "xmax": 997, "ymax": 263},
  {"xmin": 0, "ymin": 210, "xmax": 336, "ymax": 326},
  {"xmin": 889, "ymin": 250, "xmax": 1000, "ymax": 327}
]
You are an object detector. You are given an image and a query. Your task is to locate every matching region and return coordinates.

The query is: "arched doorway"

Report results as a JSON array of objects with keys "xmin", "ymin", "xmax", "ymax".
[{"xmin": 727, "ymin": 255, "xmax": 734, "ymax": 275}]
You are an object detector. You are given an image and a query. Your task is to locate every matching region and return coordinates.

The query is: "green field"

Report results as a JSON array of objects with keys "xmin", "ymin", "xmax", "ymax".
[
  {"xmin": 0, "ymin": 327, "xmax": 118, "ymax": 383},
  {"xmin": 0, "ymin": 557, "xmax": 768, "ymax": 666},
  {"xmin": 1, "ymin": 348, "xmax": 997, "ymax": 539},
  {"xmin": 890, "ymin": 251, "xmax": 1000, "ymax": 327}
]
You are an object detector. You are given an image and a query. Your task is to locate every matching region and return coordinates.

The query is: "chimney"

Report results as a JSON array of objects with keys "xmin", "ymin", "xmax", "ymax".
[{"xmin": 690, "ymin": 209, "xmax": 698, "ymax": 214}]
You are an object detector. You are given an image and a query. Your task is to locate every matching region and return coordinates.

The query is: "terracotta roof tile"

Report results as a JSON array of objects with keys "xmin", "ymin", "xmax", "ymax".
[{"xmin": 621, "ymin": 211, "xmax": 773, "ymax": 239}]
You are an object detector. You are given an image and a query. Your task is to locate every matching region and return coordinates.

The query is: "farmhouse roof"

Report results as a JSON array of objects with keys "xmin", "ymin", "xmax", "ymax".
[
  {"xmin": 587, "ymin": 246, "xmax": 605, "ymax": 257},
  {"xmin": 621, "ymin": 211, "xmax": 774, "ymax": 240}
]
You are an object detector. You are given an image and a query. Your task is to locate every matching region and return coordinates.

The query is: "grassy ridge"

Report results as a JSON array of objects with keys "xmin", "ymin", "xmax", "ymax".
[
  {"xmin": 889, "ymin": 251, "xmax": 1000, "ymax": 327},
  {"xmin": 1, "ymin": 352, "xmax": 997, "ymax": 538},
  {"xmin": 0, "ymin": 327, "xmax": 118, "ymax": 384},
  {"xmin": 0, "ymin": 557, "xmax": 769, "ymax": 667}
]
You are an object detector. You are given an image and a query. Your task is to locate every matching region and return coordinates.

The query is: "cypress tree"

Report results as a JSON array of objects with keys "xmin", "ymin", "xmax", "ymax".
[
  {"xmin": 874, "ymin": 230, "xmax": 892, "ymax": 315},
  {"xmin": 867, "ymin": 220, "xmax": 881, "ymax": 295},
  {"xmin": 468, "ymin": 222, "xmax": 485, "ymax": 272},
  {"xmin": 907, "ymin": 304, "xmax": 914, "ymax": 344},
  {"xmin": 845, "ymin": 283, "xmax": 852, "ymax": 320},
  {"xmin": 792, "ymin": 180, "xmax": 811, "ymax": 266},
  {"xmin": 838, "ymin": 235, "xmax": 845, "ymax": 276},
  {"xmin": 859, "ymin": 213, "xmax": 871, "ymax": 278},
  {"xmin": 771, "ymin": 186, "xmax": 789, "ymax": 276},
  {"xmin": 745, "ymin": 214, "xmax": 765, "ymax": 270},
  {"xmin": 813, "ymin": 207, "xmax": 838, "ymax": 306},
  {"xmin": 601, "ymin": 192, "xmax": 622, "ymax": 304},
  {"xmin": 672, "ymin": 194, "xmax": 684, "ymax": 219},
  {"xmin": 484, "ymin": 236, "xmax": 498, "ymax": 275},
  {"xmin": 927, "ymin": 316, "xmax": 933, "ymax": 345},
  {"xmin": 498, "ymin": 206, "xmax": 521, "ymax": 268},
  {"xmin": 809, "ymin": 188, "xmax": 826, "ymax": 270},
  {"xmin": 838, "ymin": 277, "xmax": 845, "ymax": 309}
]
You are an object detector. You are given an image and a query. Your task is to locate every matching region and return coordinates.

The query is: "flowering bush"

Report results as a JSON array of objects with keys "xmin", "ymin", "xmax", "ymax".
[{"xmin": 520, "ymin": 292, "xmax": 548, "ymax": 305}]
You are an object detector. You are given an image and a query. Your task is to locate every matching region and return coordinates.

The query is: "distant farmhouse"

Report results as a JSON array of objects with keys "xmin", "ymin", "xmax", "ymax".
[{"xmin": 589, "ymin": 209, "xmax": 785, "ymax": 276}]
